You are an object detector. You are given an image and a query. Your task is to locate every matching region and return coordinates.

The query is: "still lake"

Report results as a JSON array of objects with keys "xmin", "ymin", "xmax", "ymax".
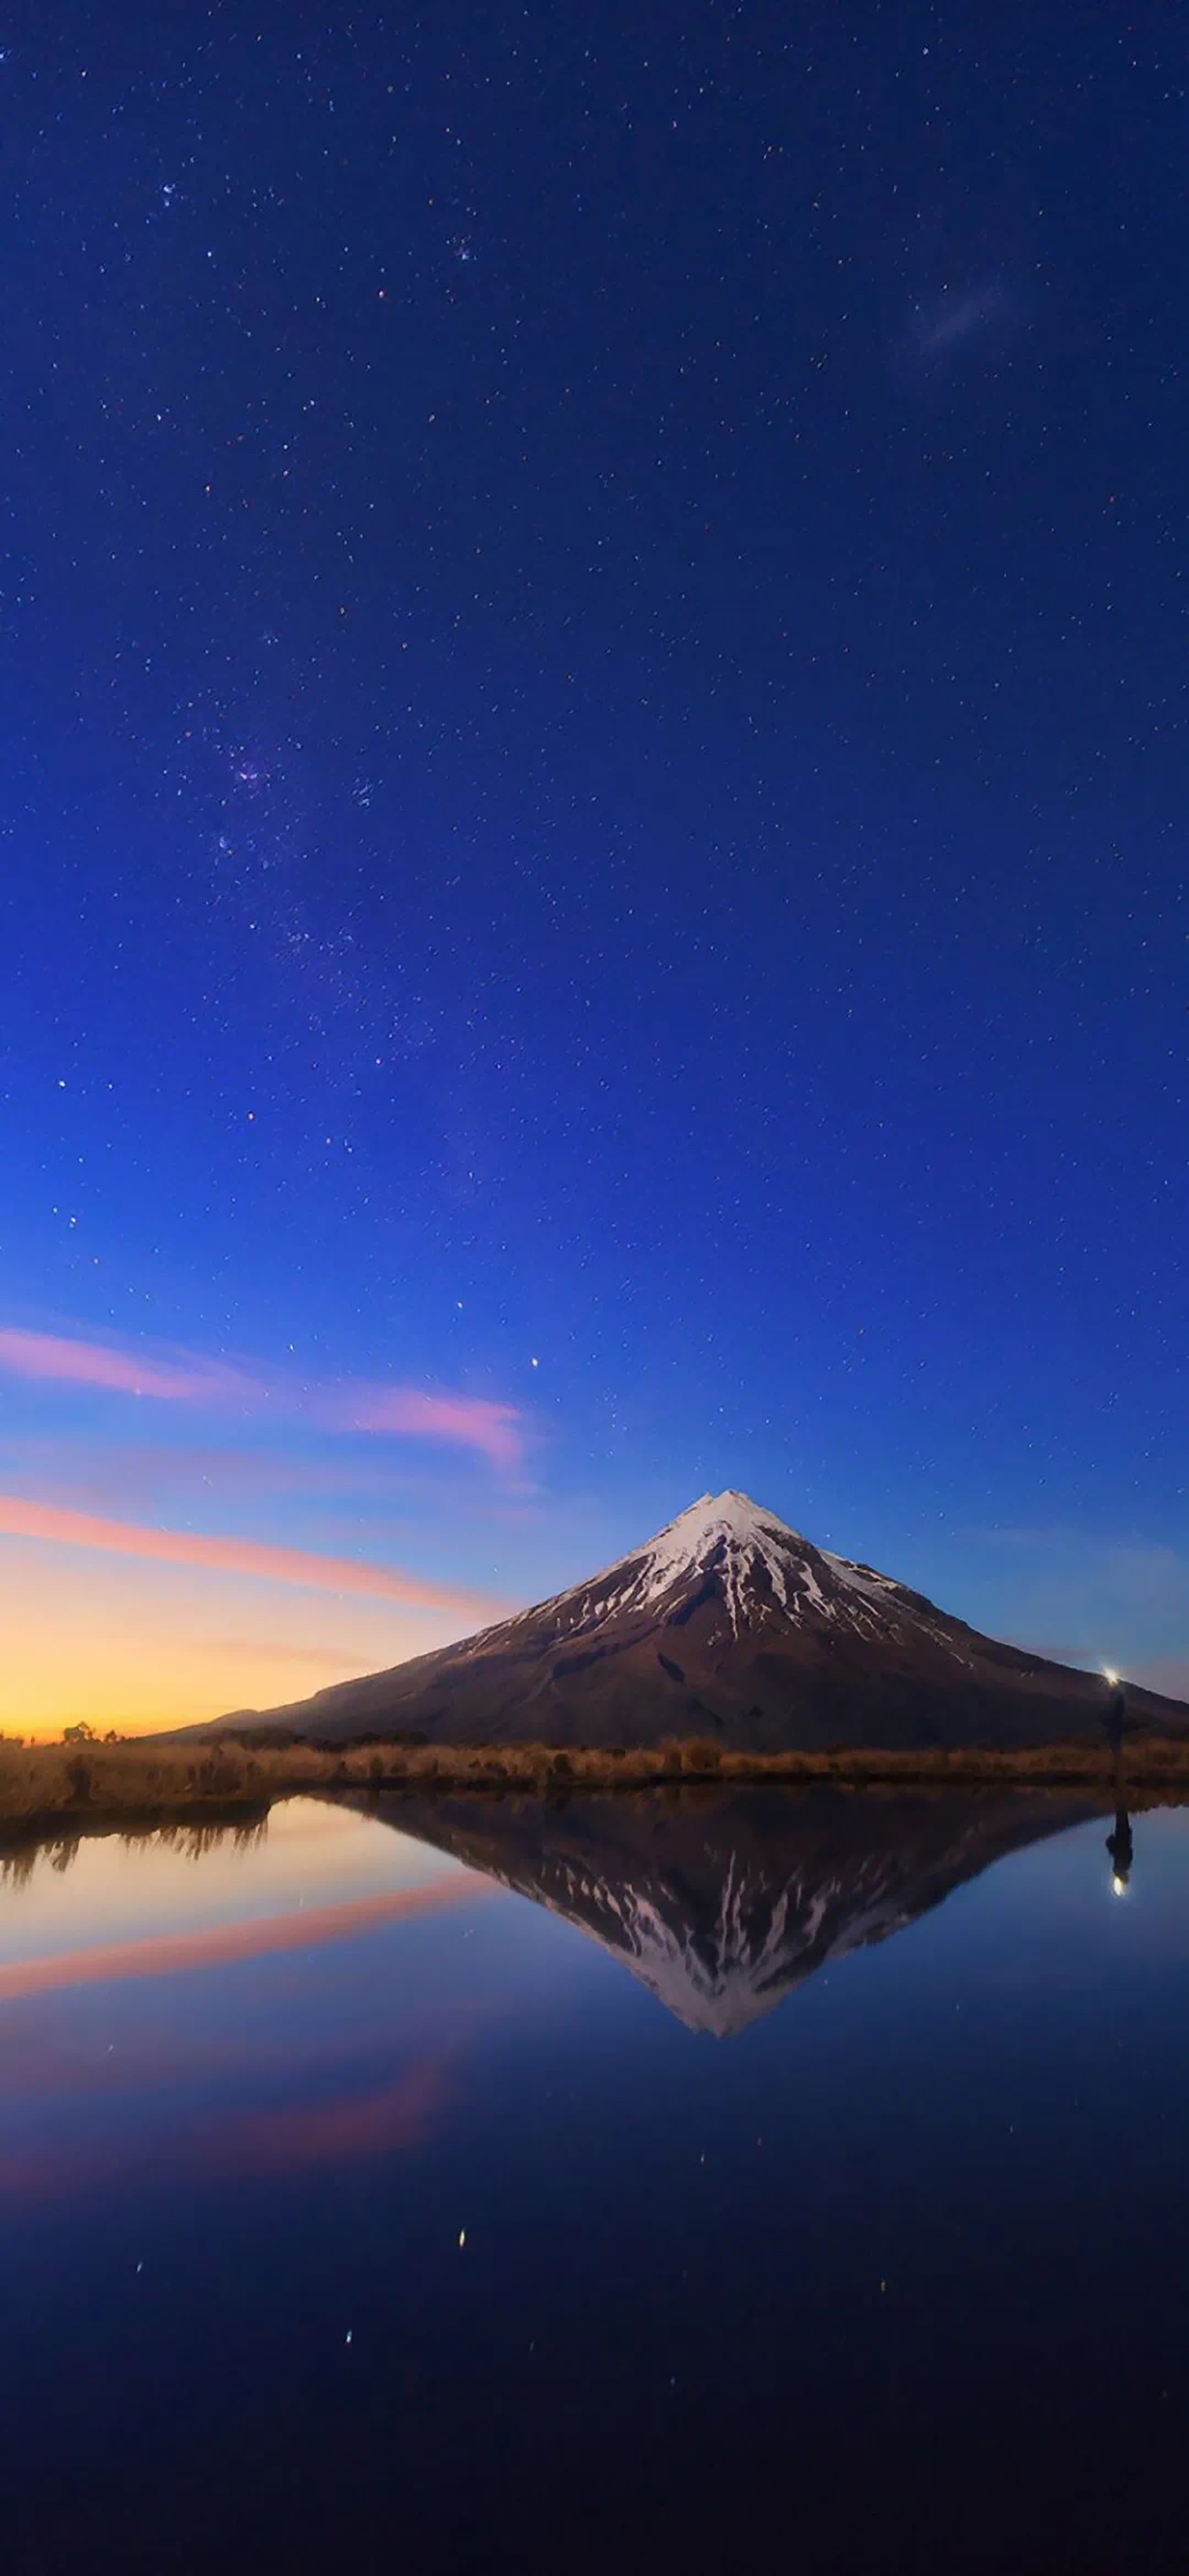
[{"xmin": 2, "ymin": 1784, "xmax": 1186, "ymax": 2576}]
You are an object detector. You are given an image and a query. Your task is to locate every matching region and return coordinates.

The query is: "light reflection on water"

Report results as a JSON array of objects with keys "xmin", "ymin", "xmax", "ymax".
[
  {"xmin": 1, "ymin": 1787, "xmax": 1187, "ymax": 2576},
  {"xmin": 0, "ymin": 1794, "xmax": 477, "ymax": 1964}
]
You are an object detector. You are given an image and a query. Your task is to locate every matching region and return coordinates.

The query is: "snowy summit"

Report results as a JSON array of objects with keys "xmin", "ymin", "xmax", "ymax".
[{"xmin": 500, "ymin": 1486, "xmax": 965, "ymax": 1657}]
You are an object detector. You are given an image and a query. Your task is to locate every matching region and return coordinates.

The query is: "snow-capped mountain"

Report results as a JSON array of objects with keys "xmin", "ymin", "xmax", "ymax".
[
  {"xmin": 500, "ymin": 1488, "xmax": 971, "ymax": 1654},
  {"xmin": 215, "ymin": 1488, "xmax": 1186, "ymax": 1751},
  {"xmin": 364, "ymin": 1783, "xmax": 1104, "ymax": 2035}
]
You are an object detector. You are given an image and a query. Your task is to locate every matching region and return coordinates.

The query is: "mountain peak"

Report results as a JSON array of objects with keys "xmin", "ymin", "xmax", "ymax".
[
  {"xmin": 658, "ymin": 1488, "xmax": 798, "ymax": 1538},
  {"xmin": 550, "ymin": 1486, "xmax": 814, "ymax": 1642},
  {"xmin": 610, "ymin": 1489, "xmax": 808, "ymax": 1638}
]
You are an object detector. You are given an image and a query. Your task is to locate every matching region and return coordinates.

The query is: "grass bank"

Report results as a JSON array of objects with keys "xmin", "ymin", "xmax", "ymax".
[{"xmin": 1, "ymin": 1729, "xmax": 1187, "ymax": 1837}]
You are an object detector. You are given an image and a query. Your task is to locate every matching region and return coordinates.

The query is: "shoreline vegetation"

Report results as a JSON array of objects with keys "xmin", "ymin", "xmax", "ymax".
[{"xmin": 1, "ymin": 1729, "xmax": 1187, "ymax": 1839}]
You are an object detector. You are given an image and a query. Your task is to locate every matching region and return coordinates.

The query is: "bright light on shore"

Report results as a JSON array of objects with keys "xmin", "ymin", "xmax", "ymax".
[{"xmin": 1103, "ymin": 1667, "xmax": 1119, "ymax": 1687}]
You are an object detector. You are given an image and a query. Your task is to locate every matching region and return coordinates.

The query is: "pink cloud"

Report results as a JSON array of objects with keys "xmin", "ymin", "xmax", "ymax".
[
  {"xmin": 0, "ymin": 1495, "xmax": 505, "ymax": 1620},
  {"xmin": 0, "ymin": 1325, "xmax": 527, "ymax": 1473},
  {"xmin": 331, "ymin": 1385, "xmax": 525, "ymax": 1472},
  {"xmin": 0, "ymin": 1326, "xmax": 260, "ymax": 1407}
]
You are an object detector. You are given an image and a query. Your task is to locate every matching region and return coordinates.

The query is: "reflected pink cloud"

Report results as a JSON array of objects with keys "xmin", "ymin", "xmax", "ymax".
[
  {"xmin": 0, "ymin": 1496, "xmax": 506, "ymax": 1620},
  {"xmin": 0, "ymin": 1870, "xmax": 501, "ymax": 2005},
  {"xmin": 225, "ymin": 2053, "xmax": 451, "ymax": 2173},
  {"xmin": 0, "ymin": 2050, "xmax": 459, "ymax": 2197}
]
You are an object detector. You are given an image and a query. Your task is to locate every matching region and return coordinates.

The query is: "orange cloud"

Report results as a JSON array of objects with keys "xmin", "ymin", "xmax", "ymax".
[
  {"xmin": 0, "ymin": 1496, "xmax": 504, "ymax": 1620},
  {"xmin": 0, "ymin": 1323, "xmax": 527, "ymax": 1472},
  {"xmin": 0, "ymin": 1870, "xmax": 501, "ymax": 2005}
]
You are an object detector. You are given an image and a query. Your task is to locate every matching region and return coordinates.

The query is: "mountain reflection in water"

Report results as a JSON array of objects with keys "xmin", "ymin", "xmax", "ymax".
[
  {"xmin": 3, "ymin": 1783, "xmax": 1185, "ymax": 2576},
  {"xmin": 359, "ymin": 1784, "xmax": 1109, "ymax": 2035}
]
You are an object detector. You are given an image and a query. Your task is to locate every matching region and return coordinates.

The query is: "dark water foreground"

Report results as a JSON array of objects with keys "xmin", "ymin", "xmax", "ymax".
[{"xmin": 1, "ymin": 1784, "xmax": 1186, "ymax": 2576}]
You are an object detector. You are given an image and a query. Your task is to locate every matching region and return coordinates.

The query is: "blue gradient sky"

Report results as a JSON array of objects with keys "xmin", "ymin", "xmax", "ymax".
[{"xmin": 1, "ymin": 0, "xmax": 1186, "ymax": 1728}]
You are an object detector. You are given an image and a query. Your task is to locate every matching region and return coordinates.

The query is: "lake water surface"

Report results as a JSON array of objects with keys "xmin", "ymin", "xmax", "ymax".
[{"xmin": 2, "ymin": 1786, "xmax": 1187, "ymax": 2575}]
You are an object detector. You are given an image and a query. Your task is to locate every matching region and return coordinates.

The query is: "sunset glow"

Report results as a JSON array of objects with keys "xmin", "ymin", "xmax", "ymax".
[{"xmin": 0, "ymin": 1535, "xmax": 484, "ymax": 1738}]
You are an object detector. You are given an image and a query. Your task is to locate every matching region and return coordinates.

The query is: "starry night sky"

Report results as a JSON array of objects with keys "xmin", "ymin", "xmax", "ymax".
[{"xmin": 2, "ymin": 0, "xmax": 1186, "ymax": 1731}]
